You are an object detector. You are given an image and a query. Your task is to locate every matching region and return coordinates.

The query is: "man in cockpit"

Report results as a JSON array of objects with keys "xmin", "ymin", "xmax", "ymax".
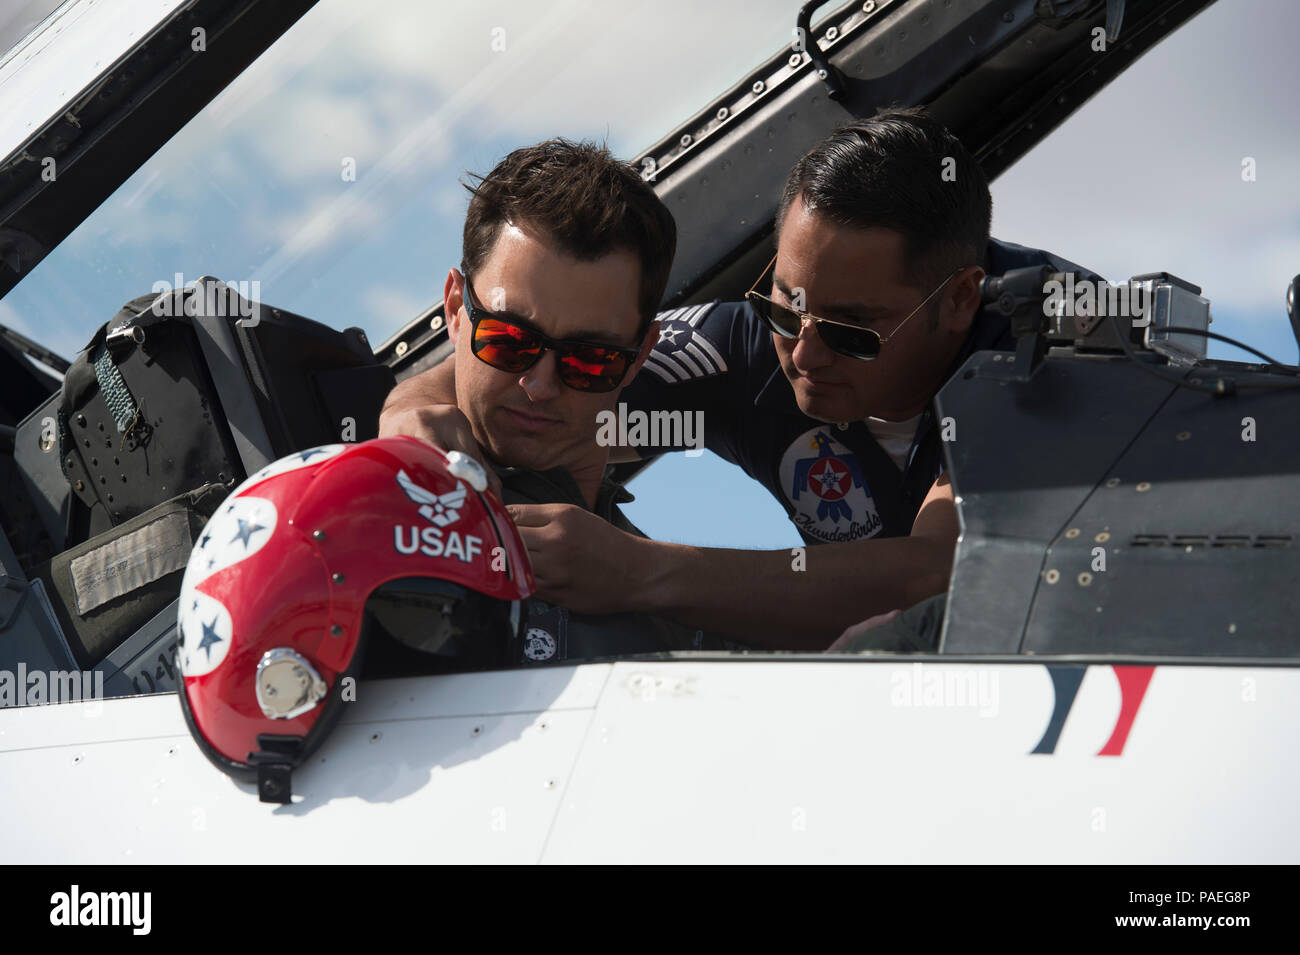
[
  {"xmin": 384, "ymin": 108, "xmax": 1098, "ymax": 651},
  {"xmin": 380, "ymin": 137, "xmax": 724, "ymax": 664}
]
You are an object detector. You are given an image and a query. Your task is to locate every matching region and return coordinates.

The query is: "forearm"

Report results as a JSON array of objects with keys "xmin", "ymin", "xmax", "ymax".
[
  {"xmin": 629, "ymin": 536, "xmax": 954, "ymax": 650},
  {"xmin": 379, "ymin": 362, "xmax": 457, "ymax": 430}
]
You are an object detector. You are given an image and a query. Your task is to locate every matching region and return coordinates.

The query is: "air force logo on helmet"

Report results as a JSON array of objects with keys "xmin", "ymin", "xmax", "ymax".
[
  {"xmin": 392, "ymin": 469, "xmax": 484, "ymax": 562},
  {"xmin": 396, "ymin": 468, "xmax": 466, "ymax": 526}
]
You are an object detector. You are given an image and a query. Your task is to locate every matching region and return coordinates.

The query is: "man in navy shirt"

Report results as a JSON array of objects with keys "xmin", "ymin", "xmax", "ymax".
[
  {"xmin": 382, "ymin": 107, "xmax": 1096, "ymax": 649},
  {"xmin": 619, "ymin": 234, "xmax": 1085, "ymax": 547}
]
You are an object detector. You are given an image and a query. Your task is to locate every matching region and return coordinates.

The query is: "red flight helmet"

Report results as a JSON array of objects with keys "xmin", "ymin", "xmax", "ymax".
[{"xmin": 176, "ymin": 437, "xmax": 533, "ymax": 802}]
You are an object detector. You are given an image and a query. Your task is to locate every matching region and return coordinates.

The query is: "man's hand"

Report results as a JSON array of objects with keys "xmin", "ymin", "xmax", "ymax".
[
  {"xmin": 378, "ymin": 403, "xmax": 501, "ymax": 495},
  {"xmin": 493, "ymin": 474, "xmax": 957, "ymax": 647},
  {"xmin": 506, "ymin": 503, "xmax": 649, "ymax": 614},
  {"xmin": 826, "ymin": 610, "xmax": 901, "ymax": 652}
]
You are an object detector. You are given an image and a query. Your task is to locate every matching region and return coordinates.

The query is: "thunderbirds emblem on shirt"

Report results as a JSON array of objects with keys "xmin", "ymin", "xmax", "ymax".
[{"xmin": 778, "ymin": 428, "xmax": 882, "ymax": 543}]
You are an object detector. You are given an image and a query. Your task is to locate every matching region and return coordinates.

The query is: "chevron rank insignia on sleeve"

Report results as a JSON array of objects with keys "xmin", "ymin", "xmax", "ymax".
[{"xmin": 643, "ymin": 303, "xmax": 727, "ymax": 383}]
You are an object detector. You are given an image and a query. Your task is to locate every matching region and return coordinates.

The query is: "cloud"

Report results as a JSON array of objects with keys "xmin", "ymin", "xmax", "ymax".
[
  {"xmin": 0, "ymin": 297, "xmax": 34, "ymax": 338},
  {"xmin": 362, "ymin": 284, "xmax": 430, "ymax": 330},
  {"xmin": 992, "ymin": 0, "xmax": 1300, "ymax": 327}
]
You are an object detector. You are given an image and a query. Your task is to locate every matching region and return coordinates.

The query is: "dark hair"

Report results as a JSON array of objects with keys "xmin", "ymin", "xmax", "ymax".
[
  {"xmin": 775, "ymin": 106, "xmax": 991, "ymax": 289},
  {"xmin": 461, "ymin": 139, "xmax": 676, "ymax": 332}
]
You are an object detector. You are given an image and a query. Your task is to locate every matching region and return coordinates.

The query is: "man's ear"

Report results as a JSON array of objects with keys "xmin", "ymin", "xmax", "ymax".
[
  {"xmin": 445, "ymin": 268, "xmax": 464, "ymax": 342},
  {"xmin": 628, "ymin": 319, "xmax": 661, "ymax": 379},
  {"xmin": 941, "ymin": 266, "xmax": 984, "ymax": 335}
]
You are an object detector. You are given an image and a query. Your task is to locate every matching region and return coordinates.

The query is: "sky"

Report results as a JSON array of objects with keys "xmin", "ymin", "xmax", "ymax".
[{"xmin": 0, "ymin": 0, "xmax": 1295, "ymax": 551}]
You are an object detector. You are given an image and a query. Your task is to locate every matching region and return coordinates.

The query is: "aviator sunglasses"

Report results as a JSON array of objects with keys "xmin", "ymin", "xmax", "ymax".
[
  {"xmin": 745, "ymin": 253, "xmax": 963, "ymax": 360},
  {"xmin": 461, "ymin": 276, "xmax": 641, "ymax": 393}
]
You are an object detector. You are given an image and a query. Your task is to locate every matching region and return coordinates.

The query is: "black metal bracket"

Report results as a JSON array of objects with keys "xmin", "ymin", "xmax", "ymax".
[
  {"xmin": 796, "ymin": 1, "xmax": 847, "ymax": 100},
  {"xmin": 980, "ymin": 265, "xmax": 1055, "ymax": 380},
  {"xmin": 250, "ymin": 735, "xmax": 305, "ymax": 804}
]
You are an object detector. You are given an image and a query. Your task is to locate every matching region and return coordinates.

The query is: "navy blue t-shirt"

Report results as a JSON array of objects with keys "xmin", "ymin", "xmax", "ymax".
[{"xmin": 621, "ymin": 238, "xmax": 1100, "ymax": 545}]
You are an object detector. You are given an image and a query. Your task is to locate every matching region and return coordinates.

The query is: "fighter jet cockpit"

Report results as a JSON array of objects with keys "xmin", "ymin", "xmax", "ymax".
[
  {"xmin": 0, "ymin": 0, "xmax": 1296, "ymax": 701},
  {"xmin": 1, "ymin": 0, "xmax": 1298, "ymax": 867}
]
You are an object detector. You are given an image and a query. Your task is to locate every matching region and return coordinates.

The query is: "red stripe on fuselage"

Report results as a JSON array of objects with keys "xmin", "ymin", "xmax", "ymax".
[{"xmin": 1097, "ymin": 665, "xmax": 1156, "ymax": 756}]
